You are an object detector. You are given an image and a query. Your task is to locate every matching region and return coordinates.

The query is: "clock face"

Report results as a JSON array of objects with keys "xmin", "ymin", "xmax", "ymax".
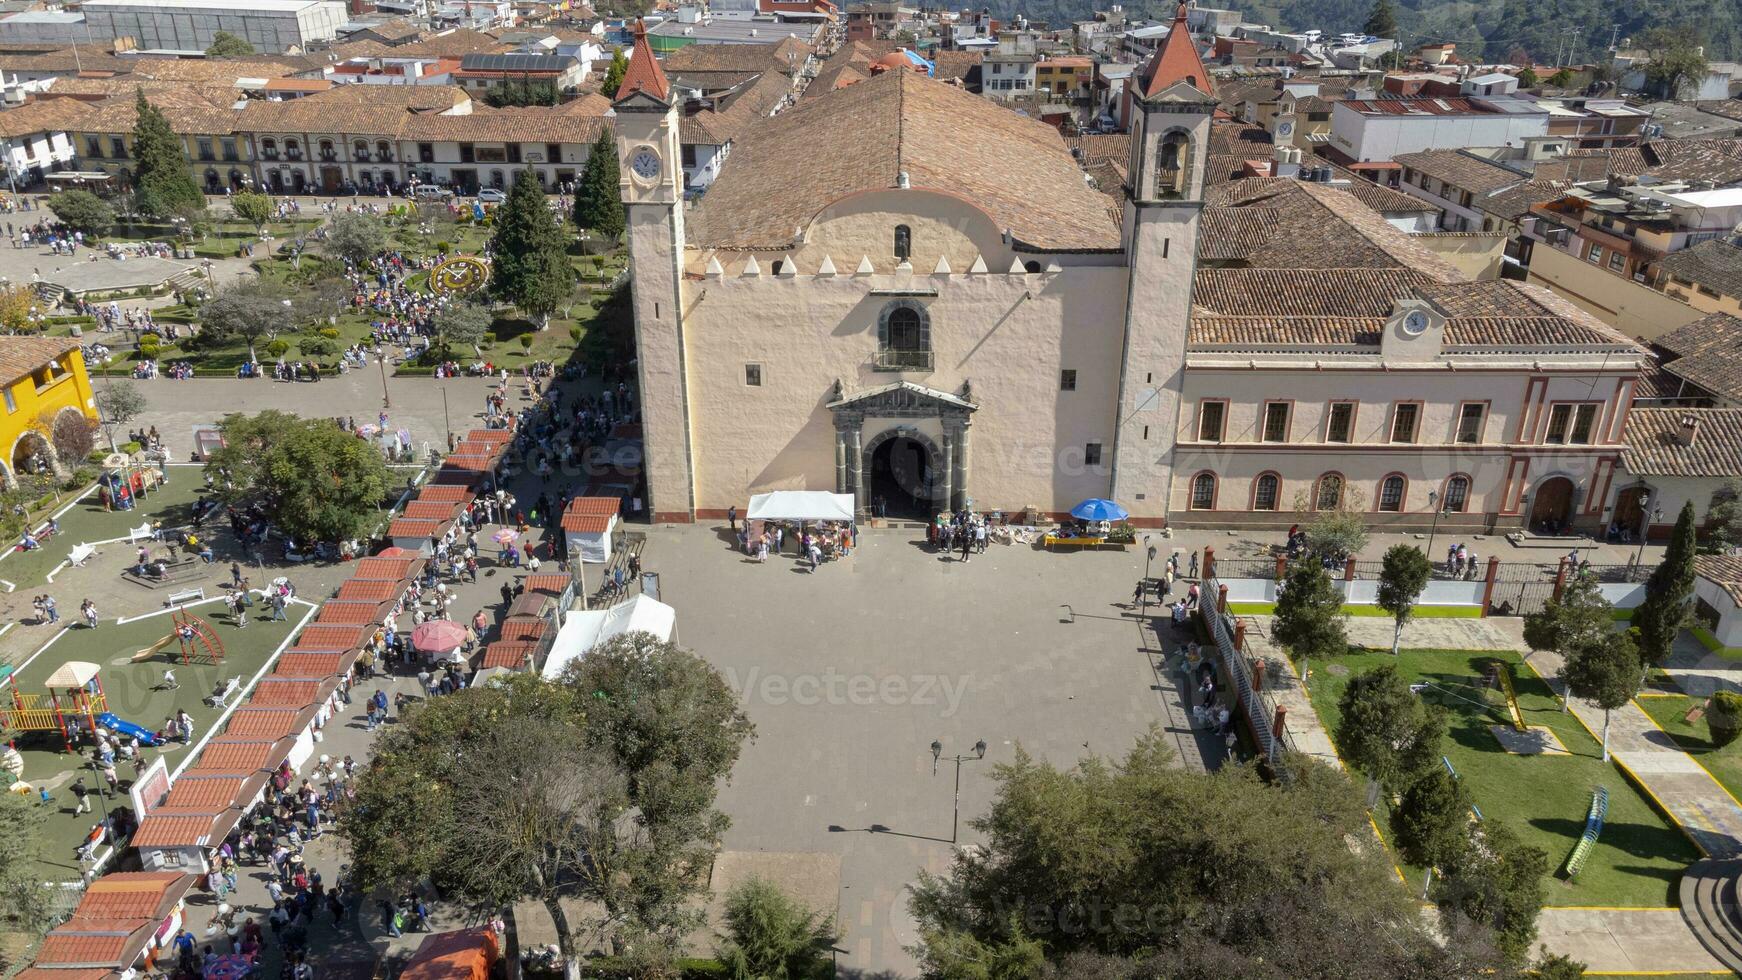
[
  {"xmin": 631, "ymin": 149, "xmax": 661, "ymax": 181},
  {"xmin": 1402, "ymin": 310, "xmax": 1430, "ymax": 335},
  {"xmin": 1277, "ymin": 121, "xmax": 1293, "ymax": 136}
]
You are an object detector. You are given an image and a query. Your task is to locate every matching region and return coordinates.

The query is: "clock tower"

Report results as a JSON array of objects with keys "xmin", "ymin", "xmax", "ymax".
[{"xmin": 615, "ymin": 19, "xmax": 696, "ymax": 522}]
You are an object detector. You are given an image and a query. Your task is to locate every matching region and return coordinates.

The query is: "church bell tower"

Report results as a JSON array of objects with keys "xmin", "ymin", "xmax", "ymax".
[
  {"xmin": 614, "ymin": 19, "xmax": 695, "ymax": 523},
  {"xmin": 1109, "ymin": 2, "xmax": 1215, "ymax": 524}
]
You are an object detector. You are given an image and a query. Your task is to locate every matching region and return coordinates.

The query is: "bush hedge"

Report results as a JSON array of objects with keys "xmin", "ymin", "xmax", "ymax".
[{"xmin": 1710, "ymin": 691, "xmax": 1742, "ymax": 747}]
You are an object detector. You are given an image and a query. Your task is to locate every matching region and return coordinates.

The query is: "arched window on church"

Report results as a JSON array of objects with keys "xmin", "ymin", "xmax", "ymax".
[
  {"xmin": 1155, "ymin": 131, "xmax": 1191, "ymax": 199},
  {"xmin": 877, "ymin": 300, "xmax": 931, "ymax": 371},
  {"xmin": 894, "ymin": 224, "xmax": 911, "ymax": 261}
]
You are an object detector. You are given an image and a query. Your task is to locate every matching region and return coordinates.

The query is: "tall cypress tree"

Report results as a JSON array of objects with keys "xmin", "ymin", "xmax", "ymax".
[
  {"xmin": 489, "ymin": 167, "xmax": 572, "ymax": 330},
  {"xmin": 1363, "ymin": 0, "xmax": 1398, "ymax": 38},
  {"xmin": 1634, "ymin": 501, "xmax": 1698, "ymax": 665},
  {"xmin": 573, "ymin": 130, "xmax": 625, "ymax": 248},
  {"xmin": 130, "ymin": 89, "xmax": 204, "ymax": 220}
]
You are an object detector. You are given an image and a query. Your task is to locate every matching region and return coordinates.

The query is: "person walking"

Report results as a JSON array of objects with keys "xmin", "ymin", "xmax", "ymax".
[
  {"xmin": 230, "ymin": 562, "xmax": 245, "ymax": 589},
  {"xmin": 42, "ymin": 595, "xmax": 58, "ymax": 624},
  {"xmin": 81, "ymin": 599, "xmax": 98, "ymax": 629},
  {"xmin": 959, "ymin": 528, "xmax": 972, "ymax": 564},
  {"xmin": 807, "ymin": 541, "xmax": 821, "ymax": 572},
  {"xmin": 727, "ymin": 505, "xmax": 737, "ymax": 531},
  {"xmin": 71, "ymin": 777, "xmax": 91, "ymax": 814}
]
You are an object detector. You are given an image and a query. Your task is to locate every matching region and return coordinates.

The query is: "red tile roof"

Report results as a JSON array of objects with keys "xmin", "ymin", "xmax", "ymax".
[
  {"xmin": 561, "ymin": 496, "xmax": 619, "ymax": 533},
  {"xmin": 617, "ymin": 19, "xmax": 670, "ymax": 103},
  {"xmin": 273, "ymin": 651, "xmax": 356, "ymax": 679},
  {"xmin": 353, "ymin": 555, "xmax": 423, "ymax": 580},
  {"xmin": 131, "ymin": 812, "xmax": 232, "ymax": 850},
  {"xmin": 479, "ymin": 641, "xmax": 537, "ymax": 670},
  {"xmin": 12, "ymin": 968, "xmax": 116, "ymax": 980},
  {"xmin": 1139, "ymin": 3, "xmax": 1213, "ymax": 99},
  {"xmin": 295, "ymin": 624, "xmax": 373, "ymax": 650},
  {"xmin": 462, "ymin": 429, "xmax": 515, "ymax": 446},
  {"xmin": 187, "ymin": 740, "xmax": 284, "ymax": 775},
  {"xmin": 316, "ymin": 600, "xmax": 394, "ymax": 625},
  {"xmin": 248, "ymin": 677, "xmax": 336, "ymax": 706},
  {"xmin": 72, "ymin": 873, "xmax": 195, "ymax": 921},
  {"xmin": 522, "ymin": 574, "xmax": 570, "ymax": 597},
  {"xmin": 222, "ymin": 706, "xmax": 318, "ymax": 741},
  {"xmin": 403, "ymin": 500, "xmax": 461, "ymax": 521},
  {"xmin": 415, "ymin": 485, "xmax": 476, "ymax": 503},
  {"xmin": 389, "ymin": 518, "xmax": 444, "ymax": 538},
  {"xmin": 156, "ymin": 776, "xmax": 254, "ymax": 814},
  {"xmin": 37, "ymin": 920, "xmax": 155, "ymax": 968},
  {"xmin": 336, "ymin": 579, "xmax": 402, "ymax": 603},
  {"xmin": 498, "ymin": 619, "xmax": 547, "ymax": 643}
]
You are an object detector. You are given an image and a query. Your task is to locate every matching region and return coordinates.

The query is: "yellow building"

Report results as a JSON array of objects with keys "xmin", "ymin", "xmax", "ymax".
[
  {"xmin": 0, "ymin": 337, "xmax": 100, "ymax": 483},
  {"xmin": 1034, "ymin": 56, "xmax": 1092, "ymax": 99}
]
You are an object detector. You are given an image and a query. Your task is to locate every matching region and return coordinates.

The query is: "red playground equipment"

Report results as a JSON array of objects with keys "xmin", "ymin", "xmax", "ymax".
[
  {"xmin": 1, "ymin": 661, "xmax": 109, "ymax": 752},
  {"xmin": 172, "ymin": 609, "xmax": 224, "ymax": 665}
]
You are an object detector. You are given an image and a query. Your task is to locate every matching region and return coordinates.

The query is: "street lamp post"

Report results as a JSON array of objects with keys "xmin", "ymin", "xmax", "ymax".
[
  {"xmin": 1635, "ymin": 495, "xmax": 1660, "ymax": 568},
  {"xmin": 932, "ymin": 738, "xmax": 987, "ymax": 844},
  {"xmin": 1426, "ymin": 490, "xmax": 1443, "ymax": 566}
]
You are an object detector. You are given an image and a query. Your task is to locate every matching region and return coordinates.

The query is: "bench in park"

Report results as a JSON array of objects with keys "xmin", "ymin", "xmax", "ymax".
[
  {"xmin": 67, "ymin": 543, "xmax": 95, "ymax": 567},
  {"xmin": 206, "ymin": 675, "xmax": 242, "ymax": 710},
  {"xmin": 165, "ymin": 587, "xmax": 205, "ymax": 607}
]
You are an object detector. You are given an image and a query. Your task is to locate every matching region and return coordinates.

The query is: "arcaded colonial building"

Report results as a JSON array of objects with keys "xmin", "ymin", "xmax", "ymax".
[{"xmin": 614, "ymin": 9, "xmax": 1649, "ymax": 532}]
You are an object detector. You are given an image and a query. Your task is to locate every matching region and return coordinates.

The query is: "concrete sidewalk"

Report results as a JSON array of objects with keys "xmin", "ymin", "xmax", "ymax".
[{"xmin": 1537, "ymin": 907, "xmax": 1726, "ymax": 974}]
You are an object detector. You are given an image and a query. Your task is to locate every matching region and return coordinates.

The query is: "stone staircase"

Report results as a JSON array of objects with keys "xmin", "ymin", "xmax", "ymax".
[{"xmin": 1679, "ymin": 858, "xmax": 1742, "ymax": 973}]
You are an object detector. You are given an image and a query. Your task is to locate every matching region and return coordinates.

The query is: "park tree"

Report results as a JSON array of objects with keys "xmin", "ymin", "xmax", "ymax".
[
  {"xmin": 1377, "ymin": 544, "xmax": 1433, "ymax": 655},
  {"xmin": 37, "ymin": 407, "xmax": 97, "ymax": 464},
  {"xmin": 1548, "ymin": 68, "xmax": 1575, "ymax": 88},
  {"xmin": 0, "ymin": 284, "xmax": 42, "ymax": 334},
  {"xmin": 489, "ymin": 167, "xmax": 572, "ymax": 330},
  {"xmin": 1363, "ymin": 0, "xmax": 1397, "ymax": 37},
  {"xmin": 1390, "ymin": 768, "xmax": 1471, "ymax": 871},
  {"xmin": 1300, "ymin": 487, "xmax": 1369, "ymax": 560},
  {"xmin": 93, "ymin": 380, "xmax": 147, "ymax": 451},
  {"xmin": 1523, "ymin": 569, "xmax": 1611, "ymax": 659},
  {"xmin": 1533, "ymin": 952, "xmax": 1588, "ymax": 979},
  {"xmin": 204, "ymin": 30, "xmax": 254, "ymax": 56},
  {"xmin": 1634, "ymin": 500, "xmax": 1698, "ymax": 666},
  {"xmin": 1435, "ymin": 820, "xmax": 1549, "ymax": 965},
  {"xmin": 130, "ymin": 90, "xmax": 204, "ymax": 219},
  {"xmin": 201, "ymin": 279, "xmax": 292, "ymax": 363},
  {"xmin": 1336, "ymin": 663, "xmax": 1447, "ymax": 796},
  {"xmin": 1707, "ymin": 481, "xmax": 1742, "ymax": 549},
  {"xmin": 325, "ymin": 211, "xmax": 388, "ymax": 268},
  {"xmin": 205, "ymin": 410, "xmax": 392, "ymax": 544},
  {"xmin": 0, "ymin": 790, "xmax": 53, "ymax": 971},
  {"xmin": 715, "ymin": 877, "xmax": 838, "ymax": 980},
  {"xmin": 907, "ymin": 729, "xmax": 1502, "ymax": 977},
  {"xmin": 434, "ymin": 302, "xmax": 493, "ymax": 356},
  {"xmin": 601, "ymin": 47, "xmax": 629, "ymax": 97},
  {"xmin": 1517, "ymin": 67, "xmax": 1539, "ymax": 88},
  {"xmin": 574, "ymin": 130, "xmax": 625, "ymax": 248},
  {"xmin": 229, "ymin": 191, "xmax": 274, "ymax": 236},
  {"xmin": 1273, "ymin": 558, "xmax": 1348, "ymax": 668},
  {"xmin": 46, "ymin": 189, "xmax": 114, "ymax": 235},
  {"xmin": 1561, "ymin": 631, "xmax": 1645, "ymax": 761},
  {"xmin": 1640, "ymin": 26, "xmax": 1709, "ymax": 99}
]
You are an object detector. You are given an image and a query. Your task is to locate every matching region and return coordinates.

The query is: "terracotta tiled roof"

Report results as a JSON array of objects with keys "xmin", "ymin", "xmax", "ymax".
[
  {"xmin": 1608, "ymin": 138, "xmax": 1742, "ymax": 183},
  {"xmin": 1477, "ymin": 178, "xmax": 1569, "ymax": 222},
  {"xmin": 72, "ymin": 873, "xmax": 195, "ymax": 921},
  {"xmin": 248, "ymin": 677, "xmax": 337, "ymax": 706},
  {"xmin": 131, "ymin": 811, "xmax": 234, "ymax": 850},
  {"xmin": 562, "ymin": 496, "xmax": 619, "ymax": 532},
  {"xmin": 36, "ymin": 920, "xmax": 155, "ymax": 969},
  {"xmin": 1137, "ymin": 4, "xmax": 1213, "ymax": 99},
  {"xmin": 1695, "ymin": 554, "xmax": 1742, "ymax": 605},
  {"xmin": 273, "ymin": 651, "xmax": 358, "ymax": 678},
  {"xmin": 932, "ymin": 50, "xmax": 982, "ymax": 85},
  {"xmin": 354, "ymin": 555, "xmax": 423, "ymax": 580},
  {"xmin": 1394, "ymin": 149, "xmax": 1522, "ymax": 194},
  {"xmin": 479, "ymin": 641, "xmax": 537, "ymax": 670},
  {"xmin": 1068, "ymin": 132, "xmax": 1129, "ymax": 165},
  {"xmin": 664, "ymin": 37, "xmax": 809, "ymax": 75},
  {"xmin": 1198, "ymin": 206, "xmax": 1278, "ymax": 261},
  {"xmin": 404, "ymin": 500, "xmax": 461, "ymax": 521},
  {"xmin": 617, "ymin": 19, "xmax": 670, "ymax": 103},
  {"xmin": 1625, "ymin": 408, "xmax": 1742, "ymax": 477},
  {"xmin": 294, "ymin": 624, "xmax": 373, "ymax": 650},
  {"xmin": 222, "ymin": 705, "xmax": 318, "ymax": 741},
  {"xmin": 155, "ymin": 775, "xmax": 255, "ymax": 814},
  {"xmin": 1198, "ymin": 180, "xmax": 1462, "ymax": 275},
  {"xmin": 691, "ymin": 69, "xmax": 1121, "ymax": 251},
  {"xmin": 522, "ymin": 573, "xmax": 570, "ymax": 596},
  {"xmin": 389, "ymin": 518, "xmax": 443, "ymax": 539},
  {"xmin": 391, "ymin": 30, "xmax": 512, "ymax": 58},
  {"xmin": 316, "ymin": 600, "xmax": 394, "ymax": 625},
  {"xmin": 335, "ymin": 578, "xmax": 402, "ymax": 603},
  {"xmin": 0, "ymin": 99, "xmax": 91, "ymax": 138},
  {"xmin": 69, "ymin": 89, "xmax": 240, "ymax": 136},
  {"xmin": 1659, "ymin": 238, "xmax": 1742, "ymax": 302},
  {"xmin": 498, "ymin": 619, "xmax": 548, "ymax": 642},
  {"xmin": 414, "ymin": 484, "xmax": 477, "ymax": 503},
  {"xmin": 186, "ymin": 740, "xmax": 284, "ymax": 775},
  {"xmin": 125, "ymin": 57, "xmax": 308, "ymax": 82},
  {"xmin": 1657, "ymin": 312, "xmax": 1742, "ymax": 401},
  {"xmin": 0, "ymin": 336, "xmax": 79, "ymax": 387},
  {"xmin": 11, "ymin": 968, "xmax": 115, "ymax": 980}
]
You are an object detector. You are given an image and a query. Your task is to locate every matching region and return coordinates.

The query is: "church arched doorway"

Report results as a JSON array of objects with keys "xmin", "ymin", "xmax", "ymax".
[
  {"xmin": 1529, "ymin": 476, "xmax": 1576, "ymax": 533},
  {"xmin": 870, "ymin": 436, "xmax": 934, "ymax": 519}
]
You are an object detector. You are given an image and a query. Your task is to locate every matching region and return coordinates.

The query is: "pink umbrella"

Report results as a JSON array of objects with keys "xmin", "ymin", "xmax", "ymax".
[
  {"xmin": 411, "ymin": 619, "xmax": 468, "ymax": 653},
  {"xmin": 491, "ymin": 528, "xmax": 519, "ymax": 545}
]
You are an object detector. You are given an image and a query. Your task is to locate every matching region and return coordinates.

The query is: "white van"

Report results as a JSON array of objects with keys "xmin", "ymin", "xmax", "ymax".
[{"xmin": 412, "ymin": 185, "xmax": 453, "ymax": 200}]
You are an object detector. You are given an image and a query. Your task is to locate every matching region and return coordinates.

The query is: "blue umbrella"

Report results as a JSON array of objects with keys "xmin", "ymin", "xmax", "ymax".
[{"xmin": 1070, "ymin": 498, "xmax": 1128, "ymax": 522}]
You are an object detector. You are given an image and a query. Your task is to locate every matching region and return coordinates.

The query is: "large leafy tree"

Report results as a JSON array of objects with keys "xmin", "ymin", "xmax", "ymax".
[
  {"xmin": 1562, "ymin": 632, "xmax": 1646, "ymax": 761},
  {"xmin": 325, "ymin": 211, "xmax": 387, "ymax": 268},
  {"xmin": 490, "ymin": 168, "xmax": 573, "ymax": 329},
  {"xmin": 1708, "ymin": 481, "xmax": 1742, "ymax": 549},
  {"xmin": 205, "ymin": 410, "xmax": 392, "ymax": 544},
  {"xmin": 1363, "ymin": 0, "xmax": 1398, "ymax": 36},
  {"xmin": 1523, "ymin": 569, "xmax": 1611, "ymax": 658},
  {"xmin": 93, "ymin": 379, "xmax": 147, "ymax": 451},
  {"xmin": 1336, "ymin": 663, "xmax": 1446, "ymax": 796},
  {"xmin": 1436, "ymin": 820, "xmax": 1549, "ymax": 965},
  {"xmin": 0, "ymin": 284, "xmax": 43, "ymax": 335},
  {"xmin": 574, "ymin": 130, "xmax": 625, "ymax": 247},
  {"xmin": 1376, "ymin": 544, "xmax": 1432, "ymax": 655},
  {"xmin": 1640, "ymin": 26, "xmax": 1710, "ymax": 98},
  {"xmin": 1390, "ymin": 768, "xmax": 1470, "ymax": 870},
  {"xmin": 601, "ymin": 47, "xmax": 629, "ymax": 97},
  {"xmin": 1634, "ymin": 500, "xmax": 1698, "ymax": 666},
  {"xmin": 0, "ymin": 789, "xmax": 53, "ymax": 971},
  {"xmin": 130, "ymin": 90, "xmax": 204, "ymax": 220},
  {"xmin": 1273, "ymin": 558, "xmax": 1348, "ymax": 666},
  {"xmin": 229, "ymin": 191, "xmax": 274, "ymax": 237},
  {"xmin": 205, "ymin": 30, "xmax": 254, "ymax": 56},
  {"xmin": 715, "ymin": 878, "xmax": 838, "ymax": 980},
  {"xmin": 46, "ymin": 189, "xmax": 114, "ymax": 235},
  {"xmin": 200, "ymin": 279, "xmax": 293, "ymax": 363},
  {"xmin": 908, "ymin": 731, "xmax": 1511, "ymax": 977},
  {"xmin": 434, "ymin": 302, "xmax": 493, "ymax": 357}
]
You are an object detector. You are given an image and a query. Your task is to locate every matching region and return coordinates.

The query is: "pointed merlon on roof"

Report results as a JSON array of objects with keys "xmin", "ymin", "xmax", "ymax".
[
  {"xmin": 1139, "ymin": 2, "xmax": 1213, "ymax": 99},
  {"xmin": 615, "ymin": 19, "xmax": 670, "ymax": 104}
]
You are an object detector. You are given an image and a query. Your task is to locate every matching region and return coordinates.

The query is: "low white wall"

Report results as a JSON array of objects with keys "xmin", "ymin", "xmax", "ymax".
[
  {"xmin": 1598, "ymin": 582, "xmax": 1647, "ymax": 609},
  {"xmin": 1220, "ymin": 576, "xmax": 1485, "ymax": 609}
]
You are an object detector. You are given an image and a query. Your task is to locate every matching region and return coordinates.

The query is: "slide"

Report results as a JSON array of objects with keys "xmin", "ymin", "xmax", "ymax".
[
  {"xmin": 96, "ymin": 712, "xmax": 160, "ymax": 746},
  {"xmin": 1496, "ymin": 666, "xmax": 1528, "ymax": 732}
]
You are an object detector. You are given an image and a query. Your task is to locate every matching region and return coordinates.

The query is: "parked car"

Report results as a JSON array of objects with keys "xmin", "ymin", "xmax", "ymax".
[
  {"xmin": 412, "ymin": 185, "xmax": 454, "ymax": 200},
  {"xmin": 476, "ymin": 188, "xmax": 507, "ymax": 204}
]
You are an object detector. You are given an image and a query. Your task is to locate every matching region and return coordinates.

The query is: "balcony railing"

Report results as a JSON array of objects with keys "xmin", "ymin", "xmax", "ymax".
[
  {"xmin": 318, "ymin": 151, "xmax": 338, "ymax": 162},
  {"xmin": 286, "ymin": 151, "xmax": 303, "ymax": 160},
  {"xmin": 262, "ymin": 150, "xmax": 279, "ymax": 160},
  {"xmin": 375, "ymin": 151, "xmax": 394, "ymax": 162},
  {"xmin": 872, "ymin": 349, "xmax": 933, "ymax": 371}
]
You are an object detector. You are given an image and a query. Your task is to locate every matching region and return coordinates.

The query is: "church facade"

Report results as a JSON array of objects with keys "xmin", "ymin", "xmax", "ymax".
[{"xmin": 614, "ymin": 11, "xmax": 1649, "ymax": 533}]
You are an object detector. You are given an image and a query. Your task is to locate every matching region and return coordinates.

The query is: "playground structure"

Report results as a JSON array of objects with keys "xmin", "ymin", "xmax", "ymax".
[
  {"xmin": 1564, "ymin": 785, "xmax": 1610, "ymax": 878},
  {"xmin": 1, "ymin": 661, "xmax": 109, "ymax": 752},
  {"xmin": 130, "ymin": 609, "xmax": 224, "ymax": 666},
  {"xmin": 1494, "ymin": 663, "xmax": 1528, "ymax": 732}
]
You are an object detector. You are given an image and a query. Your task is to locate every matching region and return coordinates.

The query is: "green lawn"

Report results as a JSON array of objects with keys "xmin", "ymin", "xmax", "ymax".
[
  {"xmin": 7, "ymin": 598, "xmax": 313, "ymax": 881},
  {"xmin": 0, "ymin": 472, "xmax": 209, "ymax": 590},
  {"xmin": 1307, "ymin": 647, "xmax": 1699, "ymax": 907},
  {"xmin": 1636, "ymin": 694, "xmax": 1742, "ymax": 810}
]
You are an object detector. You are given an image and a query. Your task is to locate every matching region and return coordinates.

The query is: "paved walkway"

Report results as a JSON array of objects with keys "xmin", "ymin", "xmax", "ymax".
[
  {"xmin": 1536, "ymin": 907, "xmax": 1726, "ymax": 974},
  {"xmin": 1531, "ymin": 648, "xmax": 1742, "ymax": 860}
]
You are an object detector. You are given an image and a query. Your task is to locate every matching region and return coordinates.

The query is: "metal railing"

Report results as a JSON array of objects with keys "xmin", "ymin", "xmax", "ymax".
[
  {"xmin": 1199, "ymin": 580, "xmax": 1287, "ymax": 772},
  {"xmin": 872, "ymin": 349, "xmax": 933, "ymax": 371}
]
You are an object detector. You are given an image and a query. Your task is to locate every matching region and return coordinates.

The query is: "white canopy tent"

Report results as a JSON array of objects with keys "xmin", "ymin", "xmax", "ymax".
[
  {"xmin": 541, "ymin": 595, "xmax": 677, "ymax": 679},
  {"xmin": 746, "ymin": 491, "xmax": 856, "ymax": 523}
]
